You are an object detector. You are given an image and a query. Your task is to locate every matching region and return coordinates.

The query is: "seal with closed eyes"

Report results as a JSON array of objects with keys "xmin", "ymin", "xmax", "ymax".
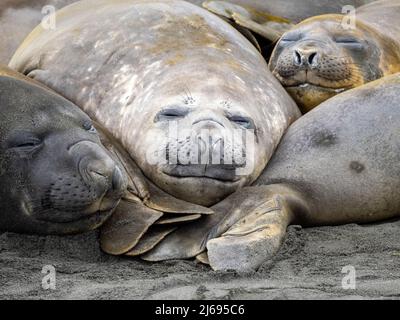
[
  {"xmin": 269, "ymin": 0, "xmax": 400, "ymax": 112},
  {"xmin": 0, "ymin": 66, "xmax": 126, "ymax": 235}
]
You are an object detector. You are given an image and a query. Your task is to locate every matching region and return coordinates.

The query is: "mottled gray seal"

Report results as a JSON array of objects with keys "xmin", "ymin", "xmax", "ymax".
[
  {"xmin": 0, "ymin": 66, "xmax": 126, "ymax": 235},
  {"xmin": 10, "ymin": 0, "xmax": 300, "ymax": 206},
  {"xmin": 143, "ymin": 73, "xmax": 400, "ymax": 271},
  {"xmin": 10, "ymin": 0, "xmax": 300, "ymax": 256},
  {"xmin": 269, "ymin": 0, "xmax": 400, "ymax": 112}
]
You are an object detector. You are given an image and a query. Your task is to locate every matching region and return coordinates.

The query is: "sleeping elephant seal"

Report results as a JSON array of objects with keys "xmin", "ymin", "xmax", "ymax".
[
  {"xmin": 269, "ymin": 0, "xmax": 400, "ymax": 112},
  {"xmin": 144, "ymin": 73, "xmax": 400, "ymax": 271},
  {"xmin": 10, "ymin": 0, "xmax": 300, "ymax": 207},
  {"xmin": 0, "ymin": 66, "xmax": 127, "ymax": 235}
]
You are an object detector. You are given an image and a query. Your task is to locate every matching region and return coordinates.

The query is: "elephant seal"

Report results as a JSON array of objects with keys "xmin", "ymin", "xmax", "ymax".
[
  {"xmin": 0, "ymin": 66, "xmax": 127, "ymax": 235},
  {"xmin": 10, "ymin": 0, "xmax": 300, "ymax": 208},
  {"xmin": 144, "ymin": 73, "xmax": 400, "ymax": 271},
  {"xmin": 269, "ymin": 0, "xmax": 400, "ymax": 112}
]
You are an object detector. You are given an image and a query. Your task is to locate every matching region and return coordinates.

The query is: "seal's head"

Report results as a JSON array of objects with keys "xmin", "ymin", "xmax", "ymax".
[
  {"xmin": 0, "ymin": 77, "xmax": 127, "ymax": 235},
  {"xmin": 125, "ymin": 71, "xmax": 279, "ymax": 207},
  {"xmin": 269, "ymin": 14, "xmax": 400, "ymax": 112}
]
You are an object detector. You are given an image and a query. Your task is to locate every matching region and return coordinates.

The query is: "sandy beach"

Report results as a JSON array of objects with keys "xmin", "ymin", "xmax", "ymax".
[{"xmin": 1, "ymin": 220, "xmax": 399, "ymax": 300}]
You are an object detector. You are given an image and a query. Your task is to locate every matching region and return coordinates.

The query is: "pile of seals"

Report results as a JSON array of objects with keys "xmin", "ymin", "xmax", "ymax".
[{"xmin": 1, "ymin": 0, "xmax": 399, "ymax": 272}]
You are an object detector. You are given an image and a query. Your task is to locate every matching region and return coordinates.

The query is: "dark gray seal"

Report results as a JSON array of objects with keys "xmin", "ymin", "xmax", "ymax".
[{"xmin": 0, "ymin": 67, "xmax": 126, "ymax": 235}]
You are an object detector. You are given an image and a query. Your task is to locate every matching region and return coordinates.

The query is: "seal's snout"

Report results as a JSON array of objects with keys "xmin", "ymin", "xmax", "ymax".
[
  {"xmin": 70, "ymin": 140, "xmax": 127, "ymax": 205},
  {"xmin": 192, "ymin": 118, "xmax": 245, "ymax": 168},
  {"xmin": 97, "ymin": 166, "xmax": 126, "ymax": 212},
  {"xmin": 86, "ymin": 158, "xmax": 115, "ymax": 186},
  {"xmin": 194, "ymin": 119, "xmax": 224, "ymax": 162},
  {"xmin": 84, "ymin": 152, "xmax": 127, "ymax": 198},
  {"xmin": 162, "ymin": 114, "xmax": 249, "ymax": 183}
]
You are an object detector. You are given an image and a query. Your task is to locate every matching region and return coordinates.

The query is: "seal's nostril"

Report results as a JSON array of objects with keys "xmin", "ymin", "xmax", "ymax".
[
  {"xmin": 294, "ymin": 50, "xmax": 302, "ymax": 66},
  {"xmin": 90, "ymin": 170, "xmax": 107, "ymax": 179},
  {"xmin": 308, "ymin": 52, "xmax": 318, "ymax": 65}
]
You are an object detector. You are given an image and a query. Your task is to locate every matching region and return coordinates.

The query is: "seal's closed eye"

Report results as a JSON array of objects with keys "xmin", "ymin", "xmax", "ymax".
[
  {"xmin": 280, "ymin": 38, "xmax": 296, "ymax": 44},
  {"xmin": 6, "ymin": 131, "xmax": 42, "ymax": 151},
  {"xmin": 334, "ymin": 36, "xmax": 365, "ymax": 49},
  {"xmin": 227, "ymin": 115, "xmax": 255, "ymax": 130},
  {"xmin": 154, "ymin": 106, "xmax": 190, "ymax": 122},
  {"xmin": 280, "ymin": 33, "xmax": 302, "ymax": 44}
]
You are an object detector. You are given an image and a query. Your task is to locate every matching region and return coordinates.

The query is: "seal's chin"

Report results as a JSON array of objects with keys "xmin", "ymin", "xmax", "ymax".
[
  {"xmin": 285, "ymin": 83, "xmax": 350, "ymax": 113},
  {"xmin": 32, "ymin": 208, "xmax": 116, "ymax": 235},
  {"xmin": 162, "ymin": 165, "xmax": 243, "ymax": 183},
  {"xmin": 34, "ymin": 207, "xmax": 114, "ymax": 224},
  {"xmin": 28, "ymin": 196, "xmax": 120, "ymax": 234},
  {"xmin": 144, "ymin": 165, "xmax": 250, "ymax": 206}
]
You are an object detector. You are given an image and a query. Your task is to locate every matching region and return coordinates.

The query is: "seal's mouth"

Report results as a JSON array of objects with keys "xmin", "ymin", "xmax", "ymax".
[
  {"xmin": 34, "ymin": 207, "xmax": 115, "ymax": 225},
  {"xmin": 285, "ymin": 82, "xmax": 348, "ymax": 93},
  {"xmin": 43, "ymin": 208, "xmax": 115, "ymax": 235},
  {"xmin": 162, "ymin": 164, "xmax": 243, "ymax": 183}
]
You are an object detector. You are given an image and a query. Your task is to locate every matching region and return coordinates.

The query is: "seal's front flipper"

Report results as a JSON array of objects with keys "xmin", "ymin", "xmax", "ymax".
[
  {"xmin": 232, "ymin": 13, "xmax": 291, "ymax": 43},
  {"xmin": 203, "ymin": 0, "xmax": 252, "ymax": 20},
  {"xmin": 203, "ymin": 1, "xmax": 293, "ymax": 42},
  {"xmin": 141, "ymin": 186, "xmax": 264, "ymax": 262},
  {"xmin": 206, "ymin": 184, "xmax": 308, "ymax": 272},
  {"xmin": 125, "ymin": 225, "xmax": 177, "ymax": 257},
  {"xmin": 196, "ymin": 252, "xmax": 210, "ymax": 265},
  {"xmin": 155, "ymin": 214, "xmax": 202, "ymax": 225},
  {"xmin": 207, "ymin": 196, "xmax": 289, "ymax": 272},
  {"xmin": 100, "ymin": 197, "xmax": 163, "ymax": 255}
]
